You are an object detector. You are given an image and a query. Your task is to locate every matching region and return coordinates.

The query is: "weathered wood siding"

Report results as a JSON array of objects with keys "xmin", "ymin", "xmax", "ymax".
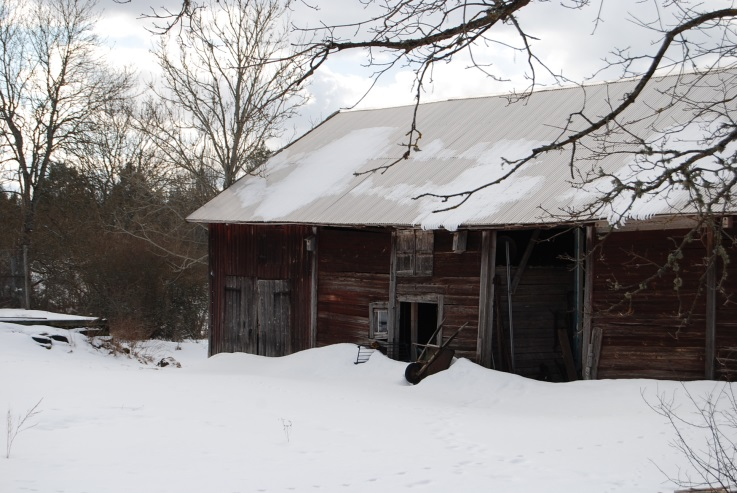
[
  {"xmin": 593, "ymin": 229, "xmax": 707, "ymax": 380},
  {"xmin": 209, "ymin": 223, "xmax": 312, "ymax": 356},
  {"xmin": 315, "ymin": 227, "xmax": 575, "ymax": 375},
  {"xmin": 316, "ymin": 227, "xmax": 391, "ymax": 346},
  {"xmin": 396, "ymin": 230, "xmax": 482, "ymax": 361},
  {"xmin": 713, "ymin": 229, "xmax": 737, "ymax": 380}
]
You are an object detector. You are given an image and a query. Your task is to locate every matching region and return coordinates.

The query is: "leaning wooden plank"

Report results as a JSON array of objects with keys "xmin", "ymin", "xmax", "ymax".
[
  {"xmin": 558, "ymin": 328, "xmax": 577, "ymax": 381},
  {"xmin": 590, "ymin": 326, "xmax": 603, "ymax": 380},
  {"xmin": 511, "ymin": 229, "xmax": 540, "ymax": 295}
]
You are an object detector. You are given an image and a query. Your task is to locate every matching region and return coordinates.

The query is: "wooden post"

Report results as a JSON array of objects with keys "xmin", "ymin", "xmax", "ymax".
[
  {"xmin": 477, "ymin": 230, "xmax": 497, "ymax": 368},
  {"xmin": 705, "ymin": 228, "xmax": 716, "ymax": 380},
  {"xmin": 590, "ymin": 326, "xmax": 603, "ymax": 380},
  {"xmin": 208, "ymin": 224, "xmax": 216, "ymax": 357},
  {"xmin": 582, "ymin": 225, "xmax": 595, "ymax": 379},
  {"xmin": 388, "ymin": 230, "xmax": 398, "ymax": 359},
  {"xmin": 309, "ymin": 227, "xmax": 318, "ymax": 349},
  {"xmin": 572, "ymin": 227, "xmax": 585, "ymax": 370},
  {"xmin": 410, "ymin": 302, "xmax": 419, "ymax": 361}
]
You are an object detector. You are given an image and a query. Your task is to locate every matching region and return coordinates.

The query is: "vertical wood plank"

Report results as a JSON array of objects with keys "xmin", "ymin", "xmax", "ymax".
[
  {"xmin": 477, "ymin": 231, "xmax": 490, "ymax": 365},
  {"xmin": 388, "ymin": 230, "xmax": 398, "ymax": 359},
  {"xmin": 437, "ymin": 296, "xmax": 445, "ymax": 345},
  {"xmin": 242, "ymin": 277, "xmax": 258, "ymax": 354},
  {"xmin": 477, "ymin": 230, "xmax": 497, "ymax": 368},
  {"xmin": 706, "ymin": 228, "xmax": 716, "ymax": 380},
  {"xmin": 582, "ymin": 225, "xmax": 595, "ymax": 379},
  {"xmin": 558, "ymin": 328, "xmax": 577, "ymax": 381},
  {"xmin": 572, "ymin": 227, "xmax": 585, "ymax": 371},
  {"xmin": 590, "ymin": 326, "xmax": 603, "ymax": 380},
  {"xmin": 208, "ymin": 224, "xmax": 216, "ymax": 357},
  {"xmin": 224, "ymin": 276, "xmax": 240, "ymax": 353},
  {"xmin": 310, "ymin": 227, "xmax": 318, "ymax": 349},
  {"xmin": 411, "ymin": 302, "xmax": 419, "ymax": 361},
  {"xmin": 257, "ymin": 280, "xmax": 291, "ymax": 357}
]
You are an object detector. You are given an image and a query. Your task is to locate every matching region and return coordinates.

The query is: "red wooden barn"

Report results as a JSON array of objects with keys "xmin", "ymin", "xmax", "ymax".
[{"xmin": 189, "ymin": 71, "xmax": 737, "ymax": 381}]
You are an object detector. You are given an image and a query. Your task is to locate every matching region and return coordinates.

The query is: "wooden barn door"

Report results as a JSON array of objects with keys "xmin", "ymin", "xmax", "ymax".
[
  {"xmin": 224, "ymin": 276, "xmax": 258, "ymax": 353},
  {"xmin": 257, "ymin": 280, "xmax": 291, "ymax": 357},
  {"xmin": 224, "ymin": 277, "xmax": 290, "ymax": 356}
]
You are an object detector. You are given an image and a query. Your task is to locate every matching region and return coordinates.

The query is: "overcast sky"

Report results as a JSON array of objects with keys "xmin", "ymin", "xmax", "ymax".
[{"xmin": 94, "ymin": 0, "xmax": 733, "ymax": 144}]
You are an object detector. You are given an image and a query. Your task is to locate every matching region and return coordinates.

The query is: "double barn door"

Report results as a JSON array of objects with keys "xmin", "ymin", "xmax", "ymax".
[{"xmin": 224, "ymin": 276, "xmax": 291, "ymax": 356}]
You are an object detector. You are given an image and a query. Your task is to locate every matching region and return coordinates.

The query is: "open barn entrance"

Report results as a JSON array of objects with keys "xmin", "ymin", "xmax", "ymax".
[
  {"xmin": 398, "ymin": 301, "xmax": 439, "ymax": 362},
  {"xmin": 491, "ymin": 228, "xmax": 579, "ymax": 381}
]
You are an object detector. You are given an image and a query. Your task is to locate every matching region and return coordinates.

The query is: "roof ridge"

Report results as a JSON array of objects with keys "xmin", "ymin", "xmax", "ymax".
[{"xmin": 341, "ymin": 66, "xmax": 736, "ymax": 113}]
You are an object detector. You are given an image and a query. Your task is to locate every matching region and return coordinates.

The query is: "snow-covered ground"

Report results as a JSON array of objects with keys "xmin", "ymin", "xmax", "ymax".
[{"xmin": 0, "ymin": 311, "xmax": 730, "ymax": 492}]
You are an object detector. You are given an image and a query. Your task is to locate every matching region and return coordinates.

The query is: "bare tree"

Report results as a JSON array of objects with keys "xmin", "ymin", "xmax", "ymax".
[
  {"xmin": 0, "ymin": 0, "xmax": 132, "ymax": 308},
  {"xmin": 149, "ymin": 0, "xmax": 306, "ymax": 194},
  {"xmin": 68, "ymin": 97, "xmax": 208, "ymax": 271},
  {"xmin": 650, "ymin": 384, "xmax": 737, "ymax": 491}
]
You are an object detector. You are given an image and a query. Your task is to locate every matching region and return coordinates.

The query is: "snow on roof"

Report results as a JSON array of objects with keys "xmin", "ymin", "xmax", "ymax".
[{"xmin": 188, "ymin": 70, "xmax": 737, "ymax": 230}]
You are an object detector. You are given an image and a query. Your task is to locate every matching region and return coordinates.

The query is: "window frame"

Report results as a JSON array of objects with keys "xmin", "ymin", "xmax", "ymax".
[{"xmin": 369, "ymin": 301, "xmax": 389, "ymax": 340}]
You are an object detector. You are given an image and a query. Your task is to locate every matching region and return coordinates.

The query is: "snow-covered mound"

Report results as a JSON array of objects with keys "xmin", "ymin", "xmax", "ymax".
[
  {"xmin": 0, "ymin": 308, "xmax": 98, "ymax": 323},
  {"xmin": 0, "ymin": 318, "xmax": 730, "ymax": 492}
]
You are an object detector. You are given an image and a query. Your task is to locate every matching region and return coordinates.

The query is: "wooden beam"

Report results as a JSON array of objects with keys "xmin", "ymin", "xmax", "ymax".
[
  {"xmin": 706, "ymin": 228, "xmax": 717, "ymax": 380},
  {"xmin": 208, "ymin": 224, "xmax": 216, "ymax": 357},
  {"xmin": 574, "ymin": 227, "xmax": 584, "ymax": 370},
  {"xmin": 582, "ymin": 225, "xmax": 595, "ymax": 379},
  {"xmin": 477, "ymin": 230, "xmax": 497, "ymax": 368},
  {"xmin": 558, "ymin": 328, "xmax": 577, "ymax": 381},
  {"xmin": 410, "ymin": 302, "xmax": 419, "ymax": 361},
  {"xmin": 511, "ymin": 229, "xmax": 540, "ymax": 294},
  {"xmin": 309, "ymin": 227, "xmax": 318, "ymax": 349},
  {"xmin": 590, "ymin": 326, "xmax": 603, "ymax": 380},
  {"xmin": 388, "ymin": 230, "xmax": 398, "ymax": 360}
]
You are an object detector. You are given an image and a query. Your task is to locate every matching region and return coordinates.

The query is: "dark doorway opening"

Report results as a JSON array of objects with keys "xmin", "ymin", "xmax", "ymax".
[
  {"xmin": 399, "ymin": 301, "xmax": 439, "ymax": 362},
  {"xmin": 490, "ymin": 228, "xmax": 579, "ymax": 381}
]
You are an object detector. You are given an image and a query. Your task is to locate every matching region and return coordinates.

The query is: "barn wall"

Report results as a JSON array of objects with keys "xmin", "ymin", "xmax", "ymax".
[
  {"xmin": 205, "ymin": 221, "xmax": 737, "ymax": 381},
  {"xmin": 713, "ymin": 227, "xmax": 737, "ymax": 379},
  {"xmin": 314, "ymin": 227, "xmax": 576, "ymax": 376},
  {"xmin": 395, "ymin": 230, "xmax": 482, "ymax": 362},
  {"xmin": 593, "ymin": 229, "xmax": 707, "ymax": 380},
  {"xmin": 316, "ymin": 227, "xmax": 392, "ymax": 346},
  {"xmin": 209, "ymin": 223, "xmax": 313, "ymax": 356}
]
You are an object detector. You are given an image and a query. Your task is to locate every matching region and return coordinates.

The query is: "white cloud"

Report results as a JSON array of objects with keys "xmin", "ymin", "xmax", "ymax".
[{"xmin": 95, "ymin": 0, "xmax": 734, "ymax": 148}]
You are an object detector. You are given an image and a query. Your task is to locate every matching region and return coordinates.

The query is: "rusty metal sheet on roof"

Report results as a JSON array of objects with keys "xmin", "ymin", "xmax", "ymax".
[{"xmin": 188, "ymin": 70, "xmax": 737, "ymax": 230}]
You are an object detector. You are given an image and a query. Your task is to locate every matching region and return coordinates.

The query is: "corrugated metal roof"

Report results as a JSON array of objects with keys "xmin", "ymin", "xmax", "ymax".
[{"xmin": 188, "ymin": 70, "xmax": 737, "ymax": 230}]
